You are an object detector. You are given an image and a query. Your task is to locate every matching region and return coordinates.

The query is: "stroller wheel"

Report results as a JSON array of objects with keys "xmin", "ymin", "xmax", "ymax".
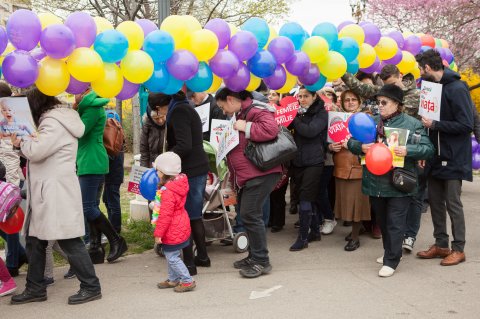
[
  {"xmin": 233, "ymin": 232, "xmax": 249, "ymax": 253},
  {"xmin": 154, "ymin": 243, "xmax": 164, "ymax": 257}
]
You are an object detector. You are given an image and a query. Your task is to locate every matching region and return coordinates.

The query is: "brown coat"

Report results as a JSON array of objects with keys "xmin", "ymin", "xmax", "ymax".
[{"xmin": 333, "ymin": 148, "xmax": 363, "ymax": 180}]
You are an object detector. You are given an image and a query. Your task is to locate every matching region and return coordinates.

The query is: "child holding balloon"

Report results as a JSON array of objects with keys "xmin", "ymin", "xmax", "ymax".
[{"xmin": 152, "ymin": 152, "xmax": 196, "ymax": 293}]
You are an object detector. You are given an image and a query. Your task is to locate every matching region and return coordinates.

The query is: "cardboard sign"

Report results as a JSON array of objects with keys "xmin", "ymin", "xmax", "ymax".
[
  {"xmin": 419, "ymin": 81, "xmax": 442, "ymax": 121},
  {"xmin": 209, "ymin": 119, "xmax": 230, "ymax": 150},
  {"xmin": 327, "ymin": 111, "xmax": 352, "ymax": 143},
  {"xmin": 275, "ymin": 96, "xmax": 300, "ymax": 127},
  {"xmin": 127, "ymin": 165, "xmax": 149, "ymax": 195},
  {"xmin": 194, "ymin": 102, "xmax": 210, "ymax": 133},
  {"xmin": 216, "ymin": 114, "xmax": 239, "ymax": 166}
]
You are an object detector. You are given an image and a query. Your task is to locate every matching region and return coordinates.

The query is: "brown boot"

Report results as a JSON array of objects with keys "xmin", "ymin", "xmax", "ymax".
[
  {"xmin": 440, "ymin": 251, "xmax": 466, "ymax": 266},
  {"xmin": 174, "ymin": 281, "xmax": 196, "ymax": 293},
  {"xmin": 416, "ymin": 245, "xmax": 451, "ymax": 259},
  {"xmin": 157, "ymin": 280, "xmax": 179, "ymax": 289}
]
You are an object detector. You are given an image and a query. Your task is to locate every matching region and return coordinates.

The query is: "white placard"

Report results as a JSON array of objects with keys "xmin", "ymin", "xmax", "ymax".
[
  {"xmin": 216, "ymin": 115, "xmax": 239, "ymax": 166},
  {"xmin": 195, "ymin": 103, "xmax": 210, "ymax": 133},
  {"xmin": 209, "ymin": 119, "xmax": 230, "ymax": 150},
  {"xmin": 419, "ymin": 81, "xmax": 442, "ymax": 121},
  {"xmin": 127, "ymin": 165, "xmax": 149, "ymax": 194}
]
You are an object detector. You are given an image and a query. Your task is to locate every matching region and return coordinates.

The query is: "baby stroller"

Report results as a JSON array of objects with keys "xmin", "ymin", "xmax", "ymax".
[{"xmin": 198, "ymin": 141, "xmax": 248, "ymax": 253}]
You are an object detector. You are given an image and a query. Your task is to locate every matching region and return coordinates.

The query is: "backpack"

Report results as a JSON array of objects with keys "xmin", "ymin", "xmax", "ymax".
[
  {"xmin": 103, "ymin": 117, "xmax": 125, "ymax": 156},
  {"xmin": 0, "ymin": 181, "xmax": 21, "ymax": 223}
]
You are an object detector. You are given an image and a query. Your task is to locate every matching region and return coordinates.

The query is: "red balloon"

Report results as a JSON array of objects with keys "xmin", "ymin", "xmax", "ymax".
[
  {"xmin": 420, "ymin": 35, "xmax": 435, "ymax": 48},
  {"xmin": 365, "ymin": 143, "xmax": 393, "ymax": 175},
  {"xmin": 0, "ymin": 206, "xmax": 25, "ymax": 234}
]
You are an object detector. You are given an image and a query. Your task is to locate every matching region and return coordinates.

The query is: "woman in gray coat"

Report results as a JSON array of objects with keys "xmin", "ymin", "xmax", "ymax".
[{"xmin": 9, "ymin": 88, "xmax": 101, "ymax": 305}]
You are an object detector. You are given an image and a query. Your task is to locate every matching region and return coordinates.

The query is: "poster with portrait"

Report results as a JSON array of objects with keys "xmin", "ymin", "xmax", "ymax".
[
  {"xmin": 384, "ymin": 127, "xmax": 410, "ymax": 167},
  {"xmin": 0, "ymin": 97, "xmax": 36, "ymax": 141}
]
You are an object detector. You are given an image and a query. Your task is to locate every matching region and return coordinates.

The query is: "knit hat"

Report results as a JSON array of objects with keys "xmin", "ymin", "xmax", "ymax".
[
  {"xmin": 154, "ymin": 152, "xmax": 182, "ymax": 176},
  {"xmin": 376, "ymin": 84, "xmax": 404, "ymax": 105}
]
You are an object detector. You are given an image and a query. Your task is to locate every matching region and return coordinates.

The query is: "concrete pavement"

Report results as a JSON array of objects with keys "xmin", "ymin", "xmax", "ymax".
[{"xmin": 2, "ymin": 177, "xmax": 480, "ymax": 319}]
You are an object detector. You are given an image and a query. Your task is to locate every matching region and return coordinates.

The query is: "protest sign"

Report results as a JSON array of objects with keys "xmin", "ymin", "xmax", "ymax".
[
  {"xmin": 195, "ymin": 102, "xmax": 210, "ymax": 133},
  {"xmin": 327, "ymin": 111, "xmax": 352, "ymax": 143},
  {"xmin": 275, "ymin": 96, "xmax": 299, "ymax": 127},
  {"xmin": 209, "ymin": 119, "xmax": 230, "ymax": 150},
  {"xmin": 216, "ymin": 115, "xmax": 239, "ymax": 166},
  {"xmin": 419, "ymin": 81, "xmax": 442, "ymax": 121},
  {"xmin": 128, "ymin": 165, "xmax": 149, "ymax": 195}
]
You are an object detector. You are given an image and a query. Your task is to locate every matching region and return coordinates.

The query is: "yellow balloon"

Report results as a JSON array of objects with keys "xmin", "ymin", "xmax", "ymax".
[
  {"xmin": 277, "ymin": 72, "xmax": 297, "ymax": 94},
  {"xmin": 265, "ymin": 26, "xmax": 278, "ymax": 48},
  {"xmin": 117, "ymin": 21, "xmax": 144, "ymax": 51},
  {"xmin": 440, "ymin": 39, "xmax": 449, "ymax": 49},
  {"xmin": 160, "ymin": 15, "xmax": 201, "ymax": 50},
  {"xmin": 67, "ymin": 48, "xmax": 104, "ymax": 82},
  {"xmin": 38, "ymin": 13, "xmax": 62, "ymax": 30},
  {"xmin": 182, "ymin": 15, "xmax": 202, "ymax": 33},
  {"xmin": 35, "ymin": 57, "xmax": 69, "ymax": 96},
  {"xmin": 188, "ymin": 29, "xmax": 219, "ymax": 61},
  {"xmin": 375, "ymin": 37, "xmax": 398, "ymax": 60},
  {"xmin": 357, "ymin": 43, "xmax": 376, "ymax": 68},
  {"xmin": 410, "ymin": 63, "xmax": 421, "ymax": 80},
  {"xmin": 0, "ymin": 43, "xmax": 15, "ymax": 63},
  {"xmin": 451, "ymin": 62, "xmax": 458, "ymax": 72},
  {"xmin": 94, "ymin": 17, "xmax": 114, "ymax": 34},
  {"xmin": 302, "ymin": 36, "xmax": 329, "ymax": 63},
  {"xmin": 338, "ymin": 24, "xmax": 364, "ymax": 46},
  {"xmin": 206, "ymin": 74, "xmax": 222, "ymax": 93},
  {"xmin": 318, "ymin": 51, "xmax": 347, "ymax": 80},
  {"xmin": 415, "ymin": 33, "xmax": 425, "ymax": 38},
  {"xmin": 397, "ymin": 51, "xmax": 416, "ymax": 74},
  {"xmin": 229, "ymin": 23, "xmax": 238, "ymax": 37},
  {"xmin": 246, "ymin": 74, "xmax": 261, "ymax": 92},
  {"xmin": 120, "ymin": 50, "xmax": 154, "ymax": 84},
  {"xmin": 92, "ymin": 63, "xmax": 123, "ymax": 98}
]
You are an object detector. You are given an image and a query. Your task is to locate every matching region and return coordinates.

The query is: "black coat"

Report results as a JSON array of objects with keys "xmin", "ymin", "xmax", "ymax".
[
  {"xmin": 426, "ymin": 68, "xmax": 474, "ymax": 181},
  {"xmin": 289, "ymin": 99, "xmax": 328, "ymax": 167},
  {"xmin": 105, "ymin": 152, "xmax": 124, "ymax": 184},
  {"xmin": 194, "ymin": 94, "xmax": 226, "ymax": 141},
  {"xmin": 140, "ymin": 107, "xmax": 166, "ymax": 168}
]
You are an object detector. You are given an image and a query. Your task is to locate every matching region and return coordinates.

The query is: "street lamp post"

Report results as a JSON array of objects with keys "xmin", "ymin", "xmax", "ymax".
[{"xmin": 158, "ymin": 0, "xmax": 170, "ymax": 26}]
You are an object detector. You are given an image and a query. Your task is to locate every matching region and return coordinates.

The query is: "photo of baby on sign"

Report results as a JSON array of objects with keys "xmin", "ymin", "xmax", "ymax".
[{"xmin": 0, "ymin": 97, "xmax": 36, "ymax": 140}]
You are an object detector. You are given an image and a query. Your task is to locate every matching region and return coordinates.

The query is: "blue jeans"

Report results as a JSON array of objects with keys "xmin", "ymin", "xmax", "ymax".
[
  {"xmin": 0, "ymin": 230, "xmax": 26, "ymax": 269},
  {"xmin": 163, "ymin": 249, "xmax": 193, "ymax": 283},
  {"xmin": 103, "ymin": 183, "xmax": 122, "ymax": 233},
  {"xmin": 79, "ymin": 174, "xmax": 104, "ymax": 243},
  {"xmin": 234, "ymin": 198, "xmax": 270, "ymax": 233},
  {"xmin": 317, "ymin": 165, "xmax": 334, "ymax": 222},
  {"xmin": 185, "ymin": 174, "xmax": 207, "ymax": 221}
]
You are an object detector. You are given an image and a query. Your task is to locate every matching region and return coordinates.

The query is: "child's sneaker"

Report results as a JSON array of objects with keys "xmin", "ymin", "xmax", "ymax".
[
  {"xmin": 0, "ymin": 278, "xmax": 17, "ymax": 297},
  {"xmin": 173, "ymin": 281, "xmax": 196, "ymax": 293},
  {"xmin": 157, "ymin": 280, "xmax": 179, "ymax": 289}
]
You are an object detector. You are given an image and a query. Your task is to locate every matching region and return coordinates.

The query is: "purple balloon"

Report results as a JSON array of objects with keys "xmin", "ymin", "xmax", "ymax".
[
  {"xmin": 65, "ymin": 12, "xmax": 97, "ymax": 48},
  {"xmin": 444, "ymin": 48, "xmax": 454, "ymax": 64},
  {"xmin": 473, "ymin": 152, "xmax": 480, "ymax": 170},
  {"xmin": 166, "ymin": 50, "xmax": 199, "ymax": 81},
  {"xmin": 267, "ymin": 36, "xmax": 295, "ymax": 64},
  {"xmin": 362, "ymin": 23, "xmax": 381, "ymax": 46},
  {"xmin": 388, "ymin": 31, "xmax": 404, "ymax": 50},
  {"xmin": 209, "ymin": 49, "xmax": 240, "ymax": 78},
  {"xmin": 298, "ymin": 64, "xmax": 320, "ymax": 85},
  {"xmin": 116, "ymin": 78, "xmax": 140, "ymax": 100},
  {"xmin": 205, "ymin": 18, "xmax": 231, "ymax": 49},
  {"xmin": 264, "ymin": 65, "xmax": 287, "ymax": 90},
  {"xmin": 30, "ymin": 47, "xmax": 46, "ymax": 61},
  {"xmin": 224, "ymin": 63, "xmax": 250, "ymax": 92},
  {"xmin": 435, "ymin": 47, "xmax": 447, "ymax": 61},
  {"xmin": 229, "ymin": 31, "xmax": 258, "ymax": 61},
  {"xmin": 135, "ymin": 19, "xmax": 158, "ymax": 37},
  {"xmin": 359, "ymin": 21, "xmax": 371, "ymax": 26},
  {"xmin": 359, "ymin": 56, "xmax": 380, "ymax": 74},
  {"xmin": 66, "ymin": 76, "xmax": 89, "ymax": 94},
  {"xmin": 6, "ymin": 9, "xmax": 42, "ymax": 51},
  {"xmin": 40, "ymin": 24, "xmax": 76, "ymax": 59},
  {"xmin": 0, "ymin": 26, "xmax": 7, "ymax": 55},
  {"xmin": 285, "ymin": 51, "xmax": 310, "ymax": 76},
  {"xmin": 382, "ymin": 49, "xmax": 402, "ymax": 65},
  {"xmin": 403, "ymin": 35, "xmax": 422, "ymax": 55},
  {"xmin": 337, "ymin": 21, "xmax": 354, "ymax": 31},
  {"xmin": 2, "ymin": 50, "xmax": 39, "ymax": 88}
]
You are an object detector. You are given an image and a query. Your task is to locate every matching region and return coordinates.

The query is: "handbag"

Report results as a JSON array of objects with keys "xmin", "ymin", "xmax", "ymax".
[{"xmin": 391, "ymin": 168, "xmax": 417, "ymax": 193}]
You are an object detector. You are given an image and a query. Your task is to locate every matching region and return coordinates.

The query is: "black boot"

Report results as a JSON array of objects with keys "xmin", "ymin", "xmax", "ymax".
[
  {"xmin": 93, "ymin": 214, "xmax": 127, "ymax": 263},
  {"xmin": 307, "ymin": 203, "xmax": 321, "ymax": 242},
  {"xmin": 190, "ymin": 219, "xmax": 210, "ymax": 267},
  {"xmin": 88, "ymin": 222, "xmax": 105, "ymax": 264},
  {"xmin": 289, "ymin": 201, "xmax": 312, "ymax": 251}
]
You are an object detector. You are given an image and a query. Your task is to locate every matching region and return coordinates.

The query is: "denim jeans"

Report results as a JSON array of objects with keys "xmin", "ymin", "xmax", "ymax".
[
  {"xmin": 163, "ymin": 249, "xmax": 193, "ymax": 284},
  {"xmin": 405, "ymin": 169, "xmax": 427, "ymax": 239},
  {"xmin": 234, "ymin": 198, "xmax": 270, "ymax": 233},
  {"xmin": 317, "ymin": 165, "xmax": 334, "ymax": 222},
  {"xmin": 103, "ymin": 183, "xmax": 122, "ymax": 233},
  {"xmin": 185, "ymin": 174, "xmax": 207, "ymax": 221},
  {"xmin": 79, "ymin": 174, "xmax": 105, "ymax": 243},
  {"xmin": 0, "ymin": 230, "xmax": 26, "ymax": 269}
]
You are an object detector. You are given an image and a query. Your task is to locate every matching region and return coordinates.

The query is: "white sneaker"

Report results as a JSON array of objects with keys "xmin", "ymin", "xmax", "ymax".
[
  {"xmin": 376, "ymin": 255, "xmax": 402, "ymax": 264},
  {"xmin": 402, "ymin": 237, "xmax": 415, "ymax": 252},
  {"xmin": 321, "ymin": 219, "xmax": 337, "ymax": 235},
  {"xmin": 378, "ymin": 266, "xmax": 395, "ymax": 277}
]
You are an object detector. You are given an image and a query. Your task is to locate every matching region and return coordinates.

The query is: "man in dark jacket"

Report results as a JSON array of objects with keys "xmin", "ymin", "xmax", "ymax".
[
  {"xmin": 415, "ymin": 50, "xmax": 474, "ymax": 266},
  {"xmin": 140, "ymin": 105, "xmax": 166, "ymax": 168},
  {"xmin": 187, "ymin": 90, "xmax": 226, "ymax": 141}
]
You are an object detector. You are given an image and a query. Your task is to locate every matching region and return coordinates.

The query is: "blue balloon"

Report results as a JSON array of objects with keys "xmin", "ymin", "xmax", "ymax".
[
  {"xmin": 348, "ymin": 113, "xmax": 377, "ymax": 144},
  {"xmin": 241, "ymin": 17, "xmax": 270, "ymax": 49},
  {"xmin": 145, "ymin": 63, "xmax": 170, "ymax": 93},
  {"xmin": 311, "ymin": 22, "xmax": 338, "ymax": 48},
  {"xmin": 247, "ymin": 50, "xmax": 277, "ymax": 78},
  {"xmin": 161, "ymin": 74, "xmax": 184, "ymax": 95},
  {"xmin": 93, "ymin": 30, "xmax": 128, "ymax": 63},
  {"xmin": 186, "ymin": 62, "xmax": 213, "ymax": 92},
  {"xmin": 143, "ymin": 30, "xmax": 175, "ymax": 63},
  {"xmin": 334, "ymin": 37, "xmax": 359, "ymax": 62},
  {"xmin": 279, "ymin": 22, "xmax": 306, "ymax": 50},
  {"xmin": 139, "ymin": 168, "xmax": 160, "ymax": 201},
  {"xmin": 305, "ymin": 74, "xmax": 327, "ymax": 91},
  {"xmin": 347, "ymin": 59, "xmax": 359, "ymax": 74}
]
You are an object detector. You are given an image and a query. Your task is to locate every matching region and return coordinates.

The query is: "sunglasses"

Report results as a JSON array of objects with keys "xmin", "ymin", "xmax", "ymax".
[{"xmin": 376, "ymin": 99, "xmax": 389, "ymax": 106}]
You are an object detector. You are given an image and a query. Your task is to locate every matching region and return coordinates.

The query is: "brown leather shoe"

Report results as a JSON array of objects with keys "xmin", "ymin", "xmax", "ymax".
[
  {"xmin": 440, "ymin": 251, "xmax": 466, "ymax": 266},
  {"xmin": 416, "ymin": 245, "xmax": 451, "ymax": 259}
]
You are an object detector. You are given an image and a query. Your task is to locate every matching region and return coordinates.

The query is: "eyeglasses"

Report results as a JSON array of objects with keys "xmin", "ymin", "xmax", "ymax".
[
  {"xmin": 344, "ymin": 98, "xmax": 358, "ymax": 103},
  {"xmin": 376, "ymin": 99, "xmax": 389, "ymax": 106}
]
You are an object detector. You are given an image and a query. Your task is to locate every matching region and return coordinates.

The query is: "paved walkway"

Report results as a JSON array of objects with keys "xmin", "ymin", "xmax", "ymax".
[{"xmin": 2, "ymin": 178, "xmax": 480, "ymax": 319}]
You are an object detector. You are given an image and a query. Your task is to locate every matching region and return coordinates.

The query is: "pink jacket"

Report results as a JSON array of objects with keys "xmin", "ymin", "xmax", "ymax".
[{"xmin": 227, "ymin": 98, "xmax": 283, "ymax": 188}]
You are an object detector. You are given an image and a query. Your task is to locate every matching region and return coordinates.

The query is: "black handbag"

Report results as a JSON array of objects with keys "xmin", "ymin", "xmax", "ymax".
[{"xmin": 391, "ymin": 168, "xmax": 417, "ymax": 193}]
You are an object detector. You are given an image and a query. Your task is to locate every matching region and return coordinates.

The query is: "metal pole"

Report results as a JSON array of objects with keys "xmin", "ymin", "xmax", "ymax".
[{"xmin": 158, "ymin": 0, "xmax": 171, "ymax": 26}]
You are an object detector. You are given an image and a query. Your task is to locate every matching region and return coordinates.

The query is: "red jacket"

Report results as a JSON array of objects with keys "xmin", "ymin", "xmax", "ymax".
[
  {"xmin": 227, "ymin": 98, "xmax": 283, "ymax": 188},
  {"xmin": 153, "ymin": 174, "xmax": 191, "ymax": 245}
]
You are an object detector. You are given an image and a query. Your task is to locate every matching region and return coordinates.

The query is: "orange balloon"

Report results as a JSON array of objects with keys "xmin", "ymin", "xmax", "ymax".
[{"xmin": 420, "ymin": 35, "xmax": 435, "ymax": 48}]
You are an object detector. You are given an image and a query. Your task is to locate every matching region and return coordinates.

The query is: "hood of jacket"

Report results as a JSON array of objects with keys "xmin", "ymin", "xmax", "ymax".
[
  {"xmin": 77, "ymin": 91, "xmax": 110, "ymax": 113},
  {"xmin": 145, "ymin": 105, "xmax": 166, "ymax": 129},
  {"xmin": 164, "ymin": 174, "xmax": 189, "ymax": 197},
  {"xmin": 41, "ymin": 107, "xmax": 85, "ymax": 138},
  {"xmin": 440, "ymin": 68, "xmax": 461, "ymax": 85},
  {"xmin": 242, "ymin": 98, "xmax": 276, "ymax": 113}
]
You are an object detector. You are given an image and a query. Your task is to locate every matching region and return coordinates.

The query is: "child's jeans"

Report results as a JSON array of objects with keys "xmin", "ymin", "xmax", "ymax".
[{"xmin": 163, "ymin": 249, "xmax": 193, "ymax": 283}]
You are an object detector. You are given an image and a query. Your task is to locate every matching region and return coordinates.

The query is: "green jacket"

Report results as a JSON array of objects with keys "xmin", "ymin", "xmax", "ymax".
[
  {"xmin": 76, "ymin": 91, "xmax": 109, "ymax": 176},
  {"xmin": 347, "ymin": 113, "xmax": 434, "ymax": 198}
]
